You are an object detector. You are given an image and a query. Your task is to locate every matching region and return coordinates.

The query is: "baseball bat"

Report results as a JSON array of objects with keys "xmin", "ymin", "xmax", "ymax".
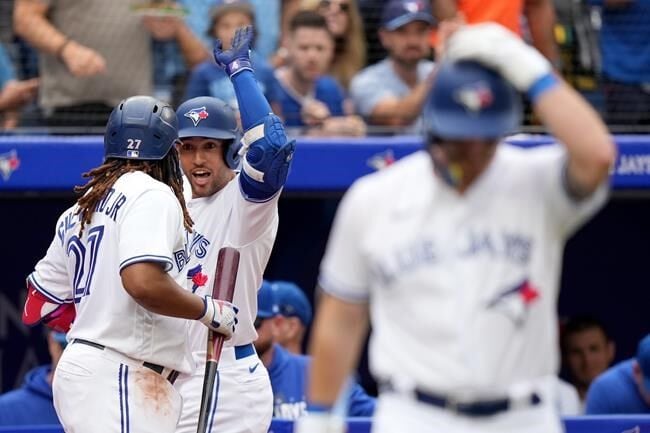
[{"xmin": 196, "ymin": 247, "xmax": 240, "ymax": 433}]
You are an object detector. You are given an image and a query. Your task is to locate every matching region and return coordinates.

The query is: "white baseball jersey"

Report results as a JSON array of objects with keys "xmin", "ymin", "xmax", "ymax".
[
  {"xmin": 319, "ymin": 144, "xmax": 608, "ymax": 396},
  {"xmin": 182, "ymin": 173, "xmax": 279, "ymax": 360},
  {"xmin": 29, "ymin": 171, "xmax": 193, "ymax": 373}
]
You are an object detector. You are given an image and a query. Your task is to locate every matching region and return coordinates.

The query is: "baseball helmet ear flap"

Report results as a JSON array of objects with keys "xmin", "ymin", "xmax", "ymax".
[{"xmin": 224, "ymin": 133, "xmax": 243, "ymax": 170}]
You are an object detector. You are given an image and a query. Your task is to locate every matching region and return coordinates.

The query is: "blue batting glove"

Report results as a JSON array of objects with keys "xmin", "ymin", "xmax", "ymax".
[{"xmin": 213, "ymin": 25, "xmax": 254, "ymax": 78}]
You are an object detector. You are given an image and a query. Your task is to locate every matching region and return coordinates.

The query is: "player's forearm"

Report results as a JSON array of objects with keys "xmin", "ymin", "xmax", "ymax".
[
  {"xmin": 307, "ymin": 292, "xmax": 369, "ymax": 406},
  {"xmin": 121, "ymin": 262, "xmax": 204, "ymax": 319},
  {"xmin": 13, "ymin": 0, "xmax": 67, "ymax": 56},
  {"xmin": 175, "ymin": 22, "xmax": 210, "ymax": 68},
  {"xmin": 534, "ymin": 81, "xmax": 616, "ymax": 192},
  {"xmin": 232, "ymin": 69, "xmax": 273, "ymax": 131},
  {"xmin": 525, "ymin": 0, "xmax": 561, "ymax": 65}
]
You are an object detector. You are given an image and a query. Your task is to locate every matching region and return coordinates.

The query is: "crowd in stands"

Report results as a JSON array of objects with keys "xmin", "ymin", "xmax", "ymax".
[{"xmin": 0, "ymin": 0, "xmax": 649, "ymax": 134}]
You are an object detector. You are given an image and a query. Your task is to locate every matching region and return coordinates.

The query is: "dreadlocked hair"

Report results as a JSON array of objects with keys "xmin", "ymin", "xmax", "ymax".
[{"xmin": 74, "ymin": 149, "xmax": 193, "ymax": 237}]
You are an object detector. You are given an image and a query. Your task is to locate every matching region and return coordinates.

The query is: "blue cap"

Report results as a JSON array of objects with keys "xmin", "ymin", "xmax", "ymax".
[
  {"xmin": 257, "ymin": 280, "xmax": 277, "ymax": 319},
  {"xmin": 637, "ymin": 334, "xmax": 650, "ymax": 392},
  {"xmin": 382, "ymin": 0, "xmax": 434, "ymax": 31},
  {"xmin": 271, "ymin": 281, "xmax": 312, "ymax": 327}
]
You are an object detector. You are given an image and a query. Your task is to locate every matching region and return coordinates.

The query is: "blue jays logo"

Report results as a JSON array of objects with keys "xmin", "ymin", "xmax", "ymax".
[
  {"xmin": 404, "ymin": 0, "xmax": 425, "ymax": 13},
  {"xmin": 486, "ymin": 279, "xmax": 540, "ymax": 326},
  {"xmin": 454, "ymin": 81, "xmax": 494, "ymax": 114},
  {"xmin": 187, "ymin": 264, "xmax": 208, "ymax": 293},
  {"xmin": 184, "ymin": 107, "xmax": 209, "ymax": 127},
  {"xmin": 0, "ymin": 150, "xmax": 20, "ymax": 181},
  {"xmin": 367, "ymin": 149, "xmax": 395, "ymax": 171}
]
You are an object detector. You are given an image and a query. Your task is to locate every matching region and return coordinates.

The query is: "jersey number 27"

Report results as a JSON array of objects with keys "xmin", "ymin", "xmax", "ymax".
[{"xmin": 67, "ymin": 226, "xmax": 104, "ymax": 303}]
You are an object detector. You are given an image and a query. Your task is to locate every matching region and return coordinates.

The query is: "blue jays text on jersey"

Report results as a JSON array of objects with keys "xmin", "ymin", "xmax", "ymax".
[{"xmin": 174, "ymin": 230, "xmax": 211, "ymax": 271}]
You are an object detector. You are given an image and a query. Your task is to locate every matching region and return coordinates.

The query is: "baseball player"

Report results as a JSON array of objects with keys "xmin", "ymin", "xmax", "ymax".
[
  {"xmin": 268, "ymin": 280, "xmax": 313, "ymax": 354},
  {"xmin": 172, "ymin": 26, "xmax": 295, "ymax": 433},
  {"xmin": 296, "ymin": 23, "xmax": 616, "ymax": 433},
  {"xmin": 21, "ymin": 96, "xmax": 238, "ymax": 433}
]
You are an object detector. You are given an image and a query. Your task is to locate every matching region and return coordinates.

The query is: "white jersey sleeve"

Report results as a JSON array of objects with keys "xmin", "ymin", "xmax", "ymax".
[
  {"xmin": 28, "ymin": 208, "xmax": 76, "ymax": 304},
  {"xmin": 318, "ymin": 179, "xmax": 374, "ymax": 303},
  {"xmin": 523, "ymin": 144, "xmax": 609, "ymax": 237},
  {"xmin": 118, "ymin": 189, "xmax": 184, "ymax": 272}
]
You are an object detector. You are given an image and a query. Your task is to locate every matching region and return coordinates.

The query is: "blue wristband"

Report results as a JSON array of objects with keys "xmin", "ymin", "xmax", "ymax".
[
  {"xmin": 307, "ymin": 403, "xmax": 333, "ymax": 413},
  {"xmin": 226, "ymin": 57, "xmax": 253, "ymax": 78},
  {"xmin": 527, "ymin": 73, "xmax": 560, "ymax": 103}
]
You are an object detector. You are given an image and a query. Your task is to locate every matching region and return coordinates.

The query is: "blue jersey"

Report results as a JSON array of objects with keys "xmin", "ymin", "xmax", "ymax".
[
  {"xmin": 267, "ymin": 344, "xmax": 376, "ymax": 419},
  {"xmin": 272, "ymin": 75, "xmax": 346, "ymax": 127},
  {"xmin": 585, "ymin": 359, "xmax": 650, "ymax": 414},
  {"xmin": 0, "ymin": 365, "xmax": 61, "ymax": 426}
]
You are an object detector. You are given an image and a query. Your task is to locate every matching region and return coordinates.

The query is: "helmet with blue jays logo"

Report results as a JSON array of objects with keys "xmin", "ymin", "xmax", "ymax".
[
  {"xmin": 423, "ymin": 60, "xmax": 522, "ymax": 141},
  {"xmin": 176, "ymin": 96, "xmax": 243, "ymax": 169},
  {"xmin": 104, "ymin": 96, "xmax": 179, "ymax": 160}
]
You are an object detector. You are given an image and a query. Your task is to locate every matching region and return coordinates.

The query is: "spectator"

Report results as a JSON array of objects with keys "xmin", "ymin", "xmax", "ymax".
[
  {"xmin": 0, "ymin": 331, "xmax": 66, "ymax": 426},
  {"xmin": 274, "ymin": 10, "xmax": 366, "ymax": 136},
  {"xmin": 13, "ymin": 0, "xmax": 207, "ymax": 129},
  {"xmin": 561, "ymin": 315, "xmax": 616, "ymax": 406},
  {"xmin": 183, "ymin": 1, "xmax": 279, "ymax": 112},
  {"xmin": 254, "ymin": 280, "xmax": 376, "ymax": 419},
  {"xmin": 303, "ymin": 0, "xmax": 367, "ymax": 89},
  {"xmin": 269, "ymin": 280, "xmax": 313, "ymax": 354},
  {"xmin": 350, "ymin": 0, "xmax": 435, "ymax": 134},
  {"xmin": 585, "ymin": 333, "xmax": 650, "ymax": 414},
  {"xmin": 0, "ymin": 42, "xmax": 38, "ymax": 129},
  {"xmin": 431, "ymin": 0, "xmax": 560, "ymax": 66},
  {"xmin": 587, "ymin": 0, "xmax": 650, "ymax": 128}
]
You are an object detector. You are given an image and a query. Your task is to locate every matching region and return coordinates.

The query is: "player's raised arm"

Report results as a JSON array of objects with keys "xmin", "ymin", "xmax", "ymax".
[
  {"xmin": 213, "ymin": 25, "xmax": 296, "ymax": 202},
  {"xmin": 445, "ymin": 23, "xmax": 616, "ymax": 197}
]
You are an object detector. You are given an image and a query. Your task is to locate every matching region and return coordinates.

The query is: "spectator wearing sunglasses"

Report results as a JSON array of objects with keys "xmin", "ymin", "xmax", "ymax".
[
  {"xmin": 253, "ymin": 280, "xmax": 376, "ymax": 419},
  {"xmin": 302, "ymin": 0, "xmax": 366, "ymax": 90},
  {"xmin": 0, "ymin": 331, "xmax": 67, "ymax": 426}
]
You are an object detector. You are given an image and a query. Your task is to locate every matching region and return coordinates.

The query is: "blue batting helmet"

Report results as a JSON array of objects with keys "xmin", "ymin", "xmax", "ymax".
[
  {"xmin": 104, "ymin": 96, "xmax": 179, "ymax": 160},
  {"xmin": 423, "ymin": 60, "xmax": 522, "ymax": 140},
  {"xmin": 176, "ymin": 96, "xmax": 243, "ymax": 169}
]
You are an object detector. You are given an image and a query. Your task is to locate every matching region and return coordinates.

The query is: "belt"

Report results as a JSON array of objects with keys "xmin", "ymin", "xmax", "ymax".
[
  {"xmin": 234, "ymin": 343, "xmax": 255, "ymax": 360},
  {"xmin": 72, "ymin": 338, "xmax": 179, "ymax": 385},
  {"xmin": 381, "ymin": 381, "xmax": 541, "ymax": 417}
]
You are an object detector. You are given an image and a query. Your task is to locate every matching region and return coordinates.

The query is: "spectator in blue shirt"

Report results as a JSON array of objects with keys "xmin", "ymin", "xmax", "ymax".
[
  {"xmin": 587, "ymin": 0, "xmax": 650, "ymax": 127},
  {"xmin": 585, "ymin": 333, "xmax": 650, "ymax": 414},
  {"xmin": 183, "ymin": 1, "xmax": 279, "ymax": 112},
  {"xmin": 273, "ymin": 10, "xmax": 365, "ymax": 136},
  {"xmin": 254, "ymin": 280, "xmax": 375, "ymax": 419},
  {"xmin": 0, "ymin": 331, "xmax": 67, "ymax": 426}
]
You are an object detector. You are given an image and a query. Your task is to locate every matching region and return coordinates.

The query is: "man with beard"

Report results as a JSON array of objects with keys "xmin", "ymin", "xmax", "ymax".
[{"xmin": 350, "ymin": 0, "xmax": 435, "ymax": 133}]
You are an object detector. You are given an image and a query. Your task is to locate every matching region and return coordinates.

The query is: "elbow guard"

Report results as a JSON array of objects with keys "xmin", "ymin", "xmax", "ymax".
[
  {"xmin": 23, "ymin": 281, "xmax": 76, "ymax": 333},
  {"xmin": 239, "ymin": 114, "xmax": 296, "ymax": 202}
]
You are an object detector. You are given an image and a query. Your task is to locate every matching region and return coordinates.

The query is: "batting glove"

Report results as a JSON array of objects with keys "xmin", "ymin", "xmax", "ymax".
[
  {"xmin": 445, "ymin": 23, "xmax": 558, "ymax": 101},
  {"xmin": 293, "ymin": 412, "xmax": 345, "ymax": 433},
  {"xmin": 213, "ymin": 26, "xmax": 254, "ymax": 78},
  {"xmin": 198, "ymin": 295, "xmax": 239, "ymax": 339}
]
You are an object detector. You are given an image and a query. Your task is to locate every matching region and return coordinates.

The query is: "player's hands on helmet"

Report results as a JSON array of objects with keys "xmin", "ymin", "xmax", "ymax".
[
  {"xmin": 198, "ymin": 295, "xmax": 239, "ymax": 339},
  {"xmin": 445, "ymin": 23, "xmax": 551, "ymax": 93},
  {"xmin": 213, "ymin": 25, "xmax": 254, "ymax": 78}
]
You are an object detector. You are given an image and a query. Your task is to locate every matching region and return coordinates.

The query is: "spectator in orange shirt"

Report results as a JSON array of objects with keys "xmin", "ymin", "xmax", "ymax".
[{"xmin": 431, "ymin": 0, "xmax": 560, "ymax": 65}]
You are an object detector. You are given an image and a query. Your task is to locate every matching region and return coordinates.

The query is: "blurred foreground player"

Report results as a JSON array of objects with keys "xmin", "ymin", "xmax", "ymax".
[{"xmin": 296, "ymin": 22, "xmax": 615, "ymax": 433}]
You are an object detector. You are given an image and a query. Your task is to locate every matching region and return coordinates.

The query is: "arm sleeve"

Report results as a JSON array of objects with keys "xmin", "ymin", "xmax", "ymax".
[
  {"xmin": 525, "ymin": 144, "xmax": 609, "ymax": 238},
  {"xmin": 118, "ymin": 189, "xmax": 183, "ymax": 272},
  {"xmin": 318, "ymin": 179, "xmax": 373, "ymax": 303},
  {"xmin": 232, "ymin": 69, "xmax": 273, "ymax": 130},
  {"xmin": 28, "ymin": 213, "xmax": 74, "ymax": 304}
]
